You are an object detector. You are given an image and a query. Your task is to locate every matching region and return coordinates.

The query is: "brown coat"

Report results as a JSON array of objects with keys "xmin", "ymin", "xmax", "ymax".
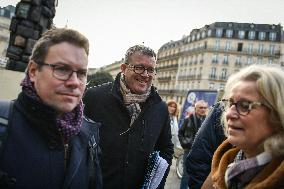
[{"xmin": 201, "ymin": 139, "xmax": 284, "ymax": 189}]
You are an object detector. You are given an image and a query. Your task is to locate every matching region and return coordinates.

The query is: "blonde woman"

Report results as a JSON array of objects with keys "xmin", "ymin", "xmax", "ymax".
[
  {"xmin": 202, "ymin": 65, "xmax": 284, "ymax": 189},
  {"xmin": 167, "ymin": 99, "xmax": 181, "ymax": 149}
]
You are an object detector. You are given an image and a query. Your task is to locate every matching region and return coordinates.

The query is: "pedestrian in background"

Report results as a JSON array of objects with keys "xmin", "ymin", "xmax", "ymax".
[
  {"xmin": 178, "ymin": 100, "xmax": 208, "ymax": 189},
  {"xmin": 186, "ymin": 102, "xmax": 225, "ymax": 189},
  {"xmin": 167, "ymin": 99, "xmax": 182, "ymax": 151},
  {"xmin": 202, "ymin": 65, "xmax": 284, "ymax": 189},
  {"xmin": 83, "ymin": 45, "xmax": 174, "ymax": 189},
  {"xmin": 0, "ymin": 28, "xmax": 102, "ymax": 188}
]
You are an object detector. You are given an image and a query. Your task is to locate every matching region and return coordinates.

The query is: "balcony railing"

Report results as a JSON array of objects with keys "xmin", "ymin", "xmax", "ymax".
[
  {"xmin": 156, "ymin": 64, "xmax": 178, "ymax": 70},
  {"xmin": 208, "ymin": 74, "xmax": 217, "ymax": 80},
  {"xmin": 157, "ymin": 89, "xmax": 187, "ymax": 96},
  {"xmin": 157, "ymin": 76, "xmax": 171, "ymax": 82},
  {"xmin": 181, "ymin": 45, "xmax": 281, "ymax": 58}
]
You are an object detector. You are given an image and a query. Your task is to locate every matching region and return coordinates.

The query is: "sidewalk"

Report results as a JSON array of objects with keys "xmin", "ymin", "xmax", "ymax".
[{"xmin": 165, "ymin": 157, "xmax": 181, "ymax": 189}]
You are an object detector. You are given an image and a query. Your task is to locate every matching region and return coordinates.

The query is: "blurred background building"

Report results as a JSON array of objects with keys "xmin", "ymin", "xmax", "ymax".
[
  {"xmin": 99, "ymin": 22, "xmax": 284, "ymax": 106},
  {"xmin": 1, "ymin": 10, "xmax": 284, "ymax": 105},
  {"xmin": 0, "ymin": 5, "xmax": 15, "ymax": 68},
  {"xmin": 155, "ymin": 22, "xmax": 284, "ymax": 105}
]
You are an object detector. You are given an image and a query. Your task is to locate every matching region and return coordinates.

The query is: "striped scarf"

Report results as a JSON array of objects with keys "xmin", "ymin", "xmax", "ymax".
[
  {"xmin": 225, "ymin": 150, "xmax": 272, "ymax": 189},
  {"xmin": 119, "ymin": 74, "xmax": 150, "ymax": 126},
  {"xmin": 21, "ymin": 74, "xmax": 83, "ymax": 144}
]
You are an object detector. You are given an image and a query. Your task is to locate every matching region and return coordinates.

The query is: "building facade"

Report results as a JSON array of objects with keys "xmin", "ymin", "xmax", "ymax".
[
  {"xmin": 0, "ymin": 5, "xmax": 15, "ymax": 67},
  {"xmin": 155, "ymin": 22, "xmax": 284, "ymax": 105},
  {"xmin": 94, "ymin": 58, "xmax": 123, "ymax": 79}
]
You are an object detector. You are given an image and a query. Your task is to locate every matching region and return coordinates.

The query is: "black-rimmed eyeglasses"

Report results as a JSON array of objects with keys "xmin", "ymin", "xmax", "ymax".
[
  {"xmin": 38, "ymin": 62, "xmax": 87, "ymax": 84},
  {"xmin": 127, "ymin": 64, "xmax": 156, "ymax": 76},
  {"xmin": 220, "ymin": 99, "xmax": 266, "ymax": 116}
]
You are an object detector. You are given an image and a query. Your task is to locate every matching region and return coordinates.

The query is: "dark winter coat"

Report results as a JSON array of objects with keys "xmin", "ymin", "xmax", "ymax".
[
  {"xmin": 186, "ymin": 102, "xmax": 225, "ymax": 189},
  {"xmin": 83, "ymin": 73, "xmax": 174, "ymax": 189},
  {"xmin": 0, "ymin": 92, "xmax": 102, "ymax": 189},
  {"xmin": 178, "ymin": 113, "xmax": 204, "ymax": 150}
]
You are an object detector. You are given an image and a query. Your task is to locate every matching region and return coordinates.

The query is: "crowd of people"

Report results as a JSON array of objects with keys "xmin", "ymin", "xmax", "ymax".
[{"xmin": 0, "ymin": 27, "xmax": 284, "ymax": 189}]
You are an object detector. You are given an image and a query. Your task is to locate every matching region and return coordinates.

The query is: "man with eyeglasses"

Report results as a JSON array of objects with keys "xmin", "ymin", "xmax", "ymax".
[
  {"xmin": 83, "ymin": 45, "xmax": 174, "ymax": 189},
  {"xmin": 178, "ymin": 100, "xmax": 208, "ymax": 189},
  {"xmin": 0, "ymin": 28, "xmax": 102, "ymax": 188}
]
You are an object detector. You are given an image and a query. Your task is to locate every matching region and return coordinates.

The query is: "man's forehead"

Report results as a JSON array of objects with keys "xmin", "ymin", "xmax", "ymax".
[
  {"xmin": 44, "ymin": 43, "xmax": 88, "ymax": 69},
  {"xmin": 129, "ymin": 52, "xmax": 156, "ymax": 63},
  {"xmin": 195, "ymin": 102, "xmax": 207, "ymax": 107}
]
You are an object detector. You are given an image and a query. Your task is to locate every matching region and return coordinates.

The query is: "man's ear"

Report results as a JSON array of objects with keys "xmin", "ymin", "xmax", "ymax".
[
  {"xmin": 28, "ymin": 60, "xmax": 38, "ymax": 82},
  {"xmin": 121, "ymin": 63, "xmax": 127, "ymax": 73}
]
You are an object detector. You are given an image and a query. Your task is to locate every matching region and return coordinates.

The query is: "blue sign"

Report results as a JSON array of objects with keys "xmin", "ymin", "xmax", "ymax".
[{"xmin": 178, "ymin": 90, "xmax": 218, "ymax": 128}]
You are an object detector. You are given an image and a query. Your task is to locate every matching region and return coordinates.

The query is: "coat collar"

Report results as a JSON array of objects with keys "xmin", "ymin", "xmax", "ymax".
[{"xmin": 211, "ymin": 140, "xmax": 284, "ymax": 189}]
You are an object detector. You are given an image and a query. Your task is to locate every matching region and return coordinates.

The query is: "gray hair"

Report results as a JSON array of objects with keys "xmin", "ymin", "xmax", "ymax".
[
  {"xmin": 223, "ymin": 64, "xmax": 284, "ymax": 157},
  {"xmin": 124, "ymin": 45, "xmax": 156, "ymax": 64}
]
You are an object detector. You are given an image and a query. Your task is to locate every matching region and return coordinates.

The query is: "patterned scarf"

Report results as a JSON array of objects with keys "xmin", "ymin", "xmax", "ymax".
[
  {"xmin": 225, "ymin": 150, "xmax": 272, "ymax": 189},
  {"xmin": 21, "ymin": 74, "xmax": 83, "ymax": 144},
  {"xmin": 119, "ymin": 74, "xmax": 150, "ymax": 126}
]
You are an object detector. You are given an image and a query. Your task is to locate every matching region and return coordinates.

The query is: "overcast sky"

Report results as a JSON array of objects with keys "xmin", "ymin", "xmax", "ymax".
[{"xmin": 1, "ymin": 0, "xmax": 284, "ymax": 68}]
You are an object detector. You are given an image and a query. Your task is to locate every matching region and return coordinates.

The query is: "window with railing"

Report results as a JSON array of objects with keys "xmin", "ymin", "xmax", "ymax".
[
  {"xmin": 269, "ymin": 32, "xmax": 276, "ymax": 41},
  {"xmin": 197, "ymin": 33, "xmax": 200, "ymax": 40},
  {"xmin": 258, "ymin": 44, "xmax": 264, "ymax": 54},
  {"xmin": 212, "ymin": 54, "xmax": 219, "ymax": 63},
  {"xmin": 199, "ymin": 54, "xmax": 204, "ymax": 64},
  {"xmin": 238, "ymin": 30, "xmax": 245, "ymax": 39},
  {"xmin": 235, "ymin": 56, "xmax": 242, "ymax": 66},
  {"xmin": 198, "ymin": 67, "xmax": 203, "ymax": 77},
  {"xmin": 220, "ymin": 68, "xmax": 227, "ymax": 80},
  {"xmin": 258, "ymin": 32, "xmax": 266, "ymax": 40},
  {"xmin": 269, "ymin": 44, "xmax": 275, "ymax": 55},
  {"xmin": 209, "ymin": 67, "xmax": 217, "ymax": 79},
  {"xmin": 248, "ymin": 43, "xmax": 253, "ymax": 54},
  {"xmin": 247, "ymin": 57, "xmax": 253, "ymax": 65},
  {"xmin": 257, "ymin": 57, "xmax": 263, "ymax": 64},
  {"xmin": 201, "ymin": 31, "xmax": 206, "ymax": 38},
  {"xmin": 215, "ymin": 40, "xmax": 220, "ymax": 50},
  {"xmin": 223, "ymin": 55, "xmax": 229, "ymax": 65},
  {"xmin": 207, "ymin": 29, "xmax": 212, "ymax": 37},
  {"xmin": 216, "ymin": 28, "xmax": 223, "ymax": 37},
  {"xmin": 225, "ymin": 41, "xmax": 231, "ymax": 51},
  {"xmin": 225, "ymin": 29, "xmax": 233, "ymax": 38},
  {"xmin": 248, "ymin": 31, "xmax": 256, "ymax": 40},
  {"xmin": 188, "ymin": 68, "xmax": 192, "ymax": 76}
]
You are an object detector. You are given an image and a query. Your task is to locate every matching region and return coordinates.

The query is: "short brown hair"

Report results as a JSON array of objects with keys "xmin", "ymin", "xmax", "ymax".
[{"xmin": 30, "ymin": 28, "xmax": 89, "ymax": 64}]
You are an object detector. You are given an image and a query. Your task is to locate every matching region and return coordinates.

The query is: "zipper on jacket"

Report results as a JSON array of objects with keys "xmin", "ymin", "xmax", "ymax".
[{"xmin": 64, "ymin": 144, "xmax": 69, "ymax": 169}]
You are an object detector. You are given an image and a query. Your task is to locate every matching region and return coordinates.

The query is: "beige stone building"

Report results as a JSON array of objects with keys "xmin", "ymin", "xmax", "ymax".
[
  {"xmin": 155, "ymin": 22, "xmax": 284, "ymax": 105},
  {"xmin": 88, "ymin": 59, "xmax": 122, "ymax": 80},
  {"xmin": 0, "ymin": 5, "xmax": 15, "ymax": 67},
  {"xmin": 0, "ymin": 68, "xmax": 25, "ymax": 100},
  {"xmin": 98, "ymin": 58, "xmax": 123, "ymax": 79}
]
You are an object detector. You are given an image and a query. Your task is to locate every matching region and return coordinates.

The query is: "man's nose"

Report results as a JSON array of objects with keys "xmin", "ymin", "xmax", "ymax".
[{"xmin": 66, "ymin": 72, "xmax": 81, "ymax": 85}]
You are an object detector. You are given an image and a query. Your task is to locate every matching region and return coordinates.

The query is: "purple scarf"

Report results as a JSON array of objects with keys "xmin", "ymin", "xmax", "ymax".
[{"xmin": 21, "ymin": 74, "xmax": 83, "ymax": 143}]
